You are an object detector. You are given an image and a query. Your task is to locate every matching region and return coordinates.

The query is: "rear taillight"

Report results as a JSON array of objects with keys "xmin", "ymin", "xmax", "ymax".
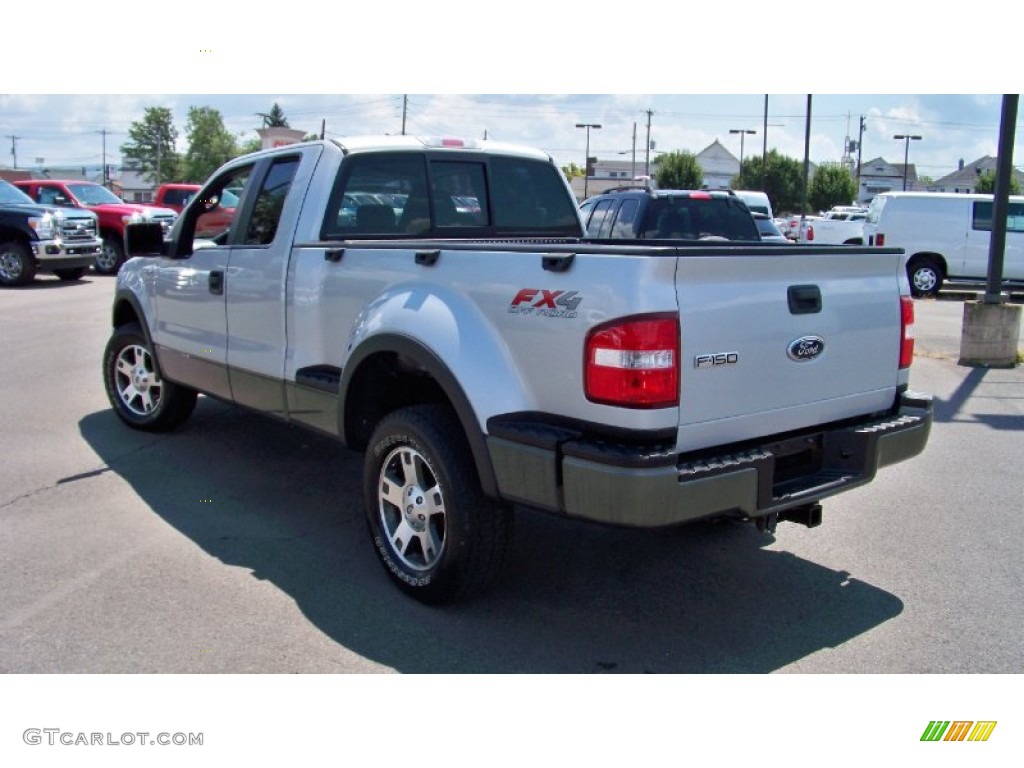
[
  {"xmin": 900, "ymin": 296, "xmax": 915, "ymax": 368},
  {"xmin": 805, "ymin": 224, "xmax": 814, "ymax": 241},
  {"xmin": 585, "ymin": 314, "xmax": 679, "ymax": 408},
  {"xmin": 876, "ymin": 232, "xmax": 886, "ymax": 247}
]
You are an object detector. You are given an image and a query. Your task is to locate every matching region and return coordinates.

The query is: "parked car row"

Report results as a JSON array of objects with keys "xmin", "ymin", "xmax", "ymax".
[
  {"xmin": 14, "ymin": 179, "xmax": 177, "ymax": 275},
  {"xmin": 0, "ymin": 179, "xmax": 102, "ymax": 286}
]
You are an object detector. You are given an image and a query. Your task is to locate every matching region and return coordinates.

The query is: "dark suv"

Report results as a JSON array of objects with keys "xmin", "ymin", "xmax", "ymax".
[{"xmin": 579, "ymin": 187, "xmax": 761, "ymax": 242}]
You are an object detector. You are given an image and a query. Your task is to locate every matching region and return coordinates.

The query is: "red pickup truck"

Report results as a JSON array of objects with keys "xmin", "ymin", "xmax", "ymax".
[
  {"xmin": 153, "ymin": 183, "xmax": 236, "ymax": 240},
  {"xmin": 14, "ymin": 180, "xmax": 177, "ymax": 274}
]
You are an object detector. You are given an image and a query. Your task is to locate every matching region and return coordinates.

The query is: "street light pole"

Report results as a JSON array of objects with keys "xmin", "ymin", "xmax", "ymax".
[
  {"xmin": 729, "ymin": 128, "xmax": 756, "ymax": 186},
  {"xmin": 575, "ymin": 123, "xmax": 601, "ymax": 199},
  {"xmin": 893, "ymin": 134, "xmax": 922, "ymax": 191}
]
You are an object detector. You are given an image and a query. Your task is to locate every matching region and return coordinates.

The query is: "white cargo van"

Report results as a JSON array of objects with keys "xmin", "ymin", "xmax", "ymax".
[
  {"xmin": 863, "ymin": 192, "xmax": 1024, "ymax": 297},
  {"xmin": 733, "ymin": 190, "xmax": 773, "ymax": 220}
]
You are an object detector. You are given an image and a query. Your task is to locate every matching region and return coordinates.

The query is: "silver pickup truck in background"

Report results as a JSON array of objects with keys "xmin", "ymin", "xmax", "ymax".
[{"xmin": 104, "ymin": 136, "xmax": 932, "ymax": 604}]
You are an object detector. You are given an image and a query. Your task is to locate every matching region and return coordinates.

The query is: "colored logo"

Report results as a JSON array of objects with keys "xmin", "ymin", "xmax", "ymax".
[{"xmin": 921, "ymin": 721, "xmax": 997, "ymax": 742}]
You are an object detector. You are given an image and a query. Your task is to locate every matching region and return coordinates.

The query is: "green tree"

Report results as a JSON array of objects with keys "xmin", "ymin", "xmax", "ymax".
[
  {"xmin": 257, "ymin": 102, "xmax": 290, "ymax": 128},
  {"xmin": 976, "ymin": 169, "xmax": 1021, "ymax": 195},
  {"xmin": 808, "ymin": 163, "xmax": 858, "ymax": 212},
  {"xmin": 561, "ymin": 162, "xmax": 585, "ymax": 181},
  {"xmin": 182, "ymin": 106, "xmax": 238, "ymax": 184},
  {"xmin": 654, "ymin": 150, "xmax": 703, "ymax": 190},
  {"xmin": 237, "ymin": 135, "xmax": 263, "ymax": 156},
  {"xmin": 737, "ymin": 150, "xmax": 805, "ymax": 214},
  {"xmin": 120, "ymin": 106, "xmax": 180, "ymax": 185}
]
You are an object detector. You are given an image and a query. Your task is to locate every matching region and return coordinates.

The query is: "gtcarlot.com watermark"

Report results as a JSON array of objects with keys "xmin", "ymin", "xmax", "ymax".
[{"xmin": 23, "ymin": 728, "xmax": 203, "ymax": 747}]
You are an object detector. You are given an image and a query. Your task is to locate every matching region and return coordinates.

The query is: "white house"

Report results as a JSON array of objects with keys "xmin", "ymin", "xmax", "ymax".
[
  {"xmin": 695, "ymin": 140, "xmax": 739, "ymax": 189},
  {"xmin": 855, "ymin": 157, "xmax": 920, "ymax": 203}
]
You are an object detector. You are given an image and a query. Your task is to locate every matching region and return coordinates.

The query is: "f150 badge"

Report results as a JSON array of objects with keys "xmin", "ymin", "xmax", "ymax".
[
  {"xmin": 787, "ymin": 335, "xmax": 826, "ymax": 362},
  {"xmin": 694, "ymin": 352, "xmax": 738, "ymax": 369},
  {"xmin": 508, "ymin": 288, "xmax": 582, "ymax": 318}
]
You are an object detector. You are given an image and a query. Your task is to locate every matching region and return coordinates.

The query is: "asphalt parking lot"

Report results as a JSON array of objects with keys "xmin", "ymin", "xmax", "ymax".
[{"xmin": 1, "ymin": 276, "xmax": 1022, "ymax": 674}]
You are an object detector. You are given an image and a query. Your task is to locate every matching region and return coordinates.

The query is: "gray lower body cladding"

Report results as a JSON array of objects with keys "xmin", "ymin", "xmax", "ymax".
[{"xmin": 486, "ymin": 391, "xmax": 932, "ymax": 527}]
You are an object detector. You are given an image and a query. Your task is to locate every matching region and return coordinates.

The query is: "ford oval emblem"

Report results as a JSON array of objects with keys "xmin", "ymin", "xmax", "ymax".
[{"xmin": 787, "ymin": 335, "xmax": 825, "ymax": 362}]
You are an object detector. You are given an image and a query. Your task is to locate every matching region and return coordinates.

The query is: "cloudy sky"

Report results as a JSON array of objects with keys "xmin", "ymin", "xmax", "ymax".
[
  {"xmin": 1, "ymin": 93, "xmax": 1015, "ymax": 184},
  {"xmin": 3, "ymin": 4, "xmax": 1021, "ymax": 183}
]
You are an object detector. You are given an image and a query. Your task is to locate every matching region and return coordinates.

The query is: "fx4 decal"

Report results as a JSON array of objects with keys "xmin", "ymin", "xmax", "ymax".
[{"xmin": 508, "ymin": 288, "xmax": 583, "ymax": 318}]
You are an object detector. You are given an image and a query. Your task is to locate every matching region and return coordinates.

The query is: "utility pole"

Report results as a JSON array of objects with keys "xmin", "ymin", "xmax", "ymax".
[
  {"xmin": 401, "ymin": 95, "xmax": 408, "ymax": 136},
  {"xmin": 97, "ymin": 129, "xmax": 109, "ymax": 187},
  {"xmin": 762, "ymin": 95, "xmax": 768, "ymax": 191},
  {"xmin": 575, "ymin": 123, "xmax": 601, "ymax": 199},
  {"xmin": 801, "ymin": 95, "xmax": 812, "ymax": 218},
  {"xmin": 7, "ymin": 135, "xmax": 20, "ymax": 169},
  {"xmin": 856, "ymin": 116, "xmax": 866, "ymax": 202},
  {"xmin": 644, "ymin": 109, "xmax": 653, "ymax": 176},
  {"xmin": 631, "ymin": 121, "xmax": 637, "ymax": 180}
]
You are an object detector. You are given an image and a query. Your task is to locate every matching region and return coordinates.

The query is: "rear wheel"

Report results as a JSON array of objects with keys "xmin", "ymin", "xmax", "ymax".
[
  {"xmin": 95, "ymin": 235, "xmax": 125, "ymax": 275},
  {"xmin": 103, "ymin": 323, "xmax": 197, "ymax": 432},
  {"xmin": 907, "ymin": 257, "xmax": 943, "ymax": 298},
  {"xmin": 364, "ymin": 404, "xmax": 513, "ymax": 604},
  {"xmin": 0, "ymin": 241, "xmax": 36, "ymax": 286}
]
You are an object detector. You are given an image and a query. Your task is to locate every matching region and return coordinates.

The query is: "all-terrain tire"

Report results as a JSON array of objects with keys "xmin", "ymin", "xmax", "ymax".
[
  {"xmin": 102, "ymin": 322, "xmax": 197, "ymax": 432},
  {"xmin": 364, "ymin": 404, "xmax": 514, "ymax": 604}
]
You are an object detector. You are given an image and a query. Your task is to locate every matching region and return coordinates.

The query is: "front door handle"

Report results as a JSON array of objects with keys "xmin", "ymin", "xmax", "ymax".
[{"xmin": 209, "ymin": 270, "xmax": 224, "ymax": 295}]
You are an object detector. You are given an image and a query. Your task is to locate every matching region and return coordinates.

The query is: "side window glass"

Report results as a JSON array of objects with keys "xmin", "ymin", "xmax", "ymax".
[
  {"xmin": 611, "ymin": 199, "xmax": 639, "ymax": 238},
  {"xmin": 182, "ymin": 166, "xmax": 252, "ymax": 254},
  {"xmin": 321, "ymin": 154, "xmax": 428, "ymax": 239},
  {"xmin": 586, "ymin": 199, "xmax": 616, "ymax": 238},
  {"xmin": 579, "ymin": 199, "xmax": 596, "ymax": 228},
  {"xmin": 243, "ymin": 157, "xmax": 300, "ymax": 246},
  {"xmin": 1007, "ymin": 202, "xmax": 1024, "ymax": 233},
  {"xmin": 972, "ymin": 201, "xmax": 993, "ymax": 232}
]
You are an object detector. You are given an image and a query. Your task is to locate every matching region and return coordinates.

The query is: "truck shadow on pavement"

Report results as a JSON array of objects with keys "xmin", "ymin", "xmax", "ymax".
[{"xmin": 78, "ymin": 399, "xmax": 904, "ymax": 674}]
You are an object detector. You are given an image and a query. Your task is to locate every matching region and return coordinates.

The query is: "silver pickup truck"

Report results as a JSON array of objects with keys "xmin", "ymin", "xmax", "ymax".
[{"xmin": 103, "ymin": 136, "xmax": 932, "ymax": 603}]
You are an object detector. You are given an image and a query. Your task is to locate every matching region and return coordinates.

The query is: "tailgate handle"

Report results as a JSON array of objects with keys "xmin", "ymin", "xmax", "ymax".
[
  {"xmin": 788, "ymin": 285, "xmax": 821, "ymax": 315},
  {"xmin": 542, "ymin": 253, "xmax": 575, "ymax": 272}
]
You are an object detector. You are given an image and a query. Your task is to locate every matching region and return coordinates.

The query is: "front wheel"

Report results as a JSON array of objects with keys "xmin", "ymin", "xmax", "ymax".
[
  {"xmin": 364, "ymin": 404, "xmax": 513, "ymax": 604},
  {"xmin": 103, "ymin": 323, "xmax": 197, "ymax": 432},
  {"xmin": 907, "ymin": 257, "xmax": 944, "ymax": 298},
  {"xmin": 94, "ymin": 236, "xmax": 125, "ymax": 275},
  {"xmin": 0, "ymin": 241, "xmax": 36, "ymax": 287}
]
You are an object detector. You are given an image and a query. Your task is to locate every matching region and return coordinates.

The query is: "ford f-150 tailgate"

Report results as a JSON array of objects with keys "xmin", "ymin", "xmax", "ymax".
[{"xmin": 673, "ymin": 248, "xmax": 908, "ymax": 452}]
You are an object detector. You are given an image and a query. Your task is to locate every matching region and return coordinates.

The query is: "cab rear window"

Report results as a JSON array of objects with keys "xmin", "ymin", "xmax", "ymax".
[{"xmin": 320, "ymin": 152, "xmax": 581, "ymax": 239}]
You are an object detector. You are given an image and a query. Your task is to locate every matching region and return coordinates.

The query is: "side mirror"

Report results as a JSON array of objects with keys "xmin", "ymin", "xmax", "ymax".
[{"xmin": 124, "ymin": 222, "xmax": 166, "ymax": 257}]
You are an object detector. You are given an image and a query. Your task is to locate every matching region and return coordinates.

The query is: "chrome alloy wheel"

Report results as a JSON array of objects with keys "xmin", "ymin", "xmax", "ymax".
[
  {"xmin": 377, "ymin": 445, "xmax": 447, "ymax": 571},
  {"xmin": 0, "ymin": 248, "xmax": 25, "ymax": 281},
  {"xmin": 113, "ymin": 344, "xmax": 164, "ymax": 416}
]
